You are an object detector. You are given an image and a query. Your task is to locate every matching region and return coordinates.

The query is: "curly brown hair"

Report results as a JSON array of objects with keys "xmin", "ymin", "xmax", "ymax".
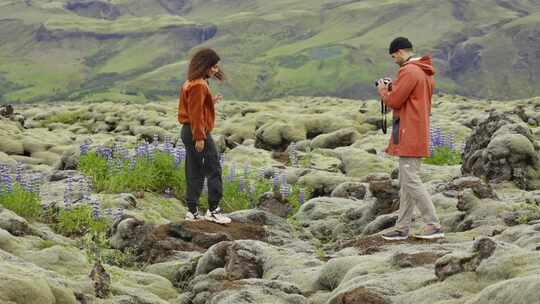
[{"xmin": 187, "ymin": 48, "xmax": 224, "ymax": 81}]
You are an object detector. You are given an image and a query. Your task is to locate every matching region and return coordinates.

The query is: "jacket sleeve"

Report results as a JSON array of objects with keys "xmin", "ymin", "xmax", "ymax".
[
  {"xmin": 378, "ymin": 67, "xmax": 418, "ymax": 110},
  {"xmin": 187, "ymin": 84, "xmax": 208, "ymax": 141}
]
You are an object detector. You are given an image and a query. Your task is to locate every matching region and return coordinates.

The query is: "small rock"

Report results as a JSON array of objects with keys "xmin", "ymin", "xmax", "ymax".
[
  {"xmin": 89, "ymin": 260, "xmax": 111, "ymax": 299},
  {"xmin": 258, "ymin": 192, "xmax": 292, "ymax": 218},
  {"xmin": 331, "ymin": 182, "xmax": 367, "ymax": 200}
]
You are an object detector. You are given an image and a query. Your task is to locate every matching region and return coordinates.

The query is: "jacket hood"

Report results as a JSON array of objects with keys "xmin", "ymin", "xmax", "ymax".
[{"xmin": 405, "ymin": 54, "xmax": 436, "ymax": 76}]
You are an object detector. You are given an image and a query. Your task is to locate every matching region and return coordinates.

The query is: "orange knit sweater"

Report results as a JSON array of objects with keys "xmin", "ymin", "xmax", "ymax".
[{"xmin": 177, "ymin": 79, "xmax": 215, "ymax": 141}]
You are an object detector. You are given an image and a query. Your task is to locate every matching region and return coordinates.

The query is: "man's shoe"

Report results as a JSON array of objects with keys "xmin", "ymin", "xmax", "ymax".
[
  {"xmin": 414, "ymin": 225, "xmax": 445, "ymax": 239},
  {"xmin": 185, "ymin": 210, "xmax": 201, "ymax": 221},
  {"xmin": 205, "ymin": 207, "xmax": 232, "ymax": 224},
  {"xmin": 381, "ymin": 229, "xmax": 409, "ymax": 241}
]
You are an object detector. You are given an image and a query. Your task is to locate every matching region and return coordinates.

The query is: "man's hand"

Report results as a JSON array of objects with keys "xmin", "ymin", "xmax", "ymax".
[
  {"xmin": 377, "ymin": 77, "xmax": 393, "ymax": 90},
  {"xmin": 212, "ymin": 94, "xmax": 223, "ymax": 104},
  {"xmin": 195, "ymin": 140, "xmax": 205, "ymax": 152}
]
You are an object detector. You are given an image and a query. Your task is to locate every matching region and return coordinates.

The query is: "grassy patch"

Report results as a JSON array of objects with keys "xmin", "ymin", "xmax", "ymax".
[
  {"xmin": 424, "ymin": 147, "xmax": 462, "ymax": 166},
  {"xmin": 0, "ymin": 183, "xmax": 41, "ymax": 220}
]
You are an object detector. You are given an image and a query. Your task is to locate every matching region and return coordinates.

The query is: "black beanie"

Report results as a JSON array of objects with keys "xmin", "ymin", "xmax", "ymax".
[{"xmin": 389, "ymin": 37, "xmax": 413, "ymax": 54}]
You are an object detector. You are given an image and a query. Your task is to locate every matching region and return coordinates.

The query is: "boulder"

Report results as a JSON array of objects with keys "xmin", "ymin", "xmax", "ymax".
[
  {"xmin": 255, "ymin": 121, "xmax": 306, "ymax": 152},
  {"xmin": 54, "ymin": 147, "xmax": 80, "ymax": 171},
  {"xmin": 435, "ymin": 237, "xmax": 497, "ymax": 281},
  {"xmin": 310, "ymin": 128, "xmax": 359, "ymax": 149},
  {"xmin": 331, "ymin": 182, "xmax": 367, "ymax": 200},
  {"xmin": 0, "ymin": 209, "xmax": 31, "ymax": 236},
  {"xmin": 0, "ymin": 138, "xmax": 24, "ymax": 155},
  {"xmin": 461, "ymin": 112, "xmax": 540, "ymax": 190}
]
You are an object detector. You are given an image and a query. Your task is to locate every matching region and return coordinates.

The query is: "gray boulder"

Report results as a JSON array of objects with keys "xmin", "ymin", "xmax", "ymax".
[
  {"xmin": 466, "ymin": 275, "xmax": 540, "ymax": 304},
  {"xmin": 310, "ymin": 127, "xmax": 359, "ymax": 149},
  {"xmin": 435, "ymin": 237, "xmax": 498, "ymax": 281},
  {"xmin": 0, "ymin": 208, "xmax": 32, "ymax": 236},
  {"xmin": 461, "ymin": 112, "xmax": 540, "ymax": 190},
  {"xmin": 331, "ymin": 182, "xmax": 367, "ymax": 200}
]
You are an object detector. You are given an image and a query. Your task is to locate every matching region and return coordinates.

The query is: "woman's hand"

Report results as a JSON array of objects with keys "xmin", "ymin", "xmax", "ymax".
[
  {"xmin": 213, "ymin": 94, "xmax": 223, "ymax": 104},
  {"xmin": 195, "ymin": 140, "xmax": 205, "ymax": 152}
]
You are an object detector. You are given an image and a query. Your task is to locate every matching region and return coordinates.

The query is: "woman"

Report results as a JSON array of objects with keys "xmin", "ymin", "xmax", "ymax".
[{"xmin": 178, "ymin": 48, "xmax": 231, "ymax": 224}]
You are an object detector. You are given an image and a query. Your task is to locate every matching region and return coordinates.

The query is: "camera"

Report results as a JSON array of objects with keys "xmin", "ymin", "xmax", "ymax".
[{"xmin": 374, "ymin": 77, "xmax": 392, "ymax": 87}]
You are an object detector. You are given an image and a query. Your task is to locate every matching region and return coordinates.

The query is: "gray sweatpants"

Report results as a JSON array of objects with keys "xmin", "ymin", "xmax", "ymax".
[{"xmin": 395, "ymin": 157, "xmax": 440, "ymax": 231}]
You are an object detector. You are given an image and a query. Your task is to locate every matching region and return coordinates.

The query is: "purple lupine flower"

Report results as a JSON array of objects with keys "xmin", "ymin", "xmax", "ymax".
[
  {"xmin": 98, "ymin": 146, "xmax": 113, "ymax": 159},
  {"xmin": 118, "ymin": 147, "xmax": 129, "ymax": 160},
  {"xmin": 280, "ymin": 184, "xmax": 289, "ymax": 199},
  {"xmin": 113, "ymin": 208, "xmax": 124, "ymax": 221},
  {"xmin": 447, "ymin": 131, "xmax": 455, "ymax": 150},
  {"xmin": 63, "ymin": 192, "xmax": 71, "ymax": 209},
  {"xmin": 259, "ymin": 167, "xmax": 266, "ymax": 180},
  {"xmin": 239, "ymin": 175, "xmax": 245, "ymax": 192},
  {"xmin": 435, "ymin": 127, "xmax": 443, "ymax": 147},
  {"xmin": 153, "ymin": 134, "xmax": 159, "ymax": 144},
  {"xmin": 87, "ymin": 178, "xmax": 93, "ymax": 193},
  {"xmin": 281, "ymin": 173, "xmax": 287, "ymax": 188},
  {"xmin": 164, "ymin": 136, "xmax": 174, "ymax": 154},
  {"xmin": 92, "ymin": 205, "xmax": 101, "ymax": 219},
  {"xmin": 78, "ymin": 176, "xmax": 85, "ymax": 193},
  {"xmin": 174, "ymin": 148, "xmax": 183, "ymax": 168},
  {"xmin": 129, "ymin": 157, "xmax": 136, "ymax": 171},
  {"xmin": 148, "ymin": 146, "xmax": 155, "ymax": 162},
  {"xmin": 67, "ymin": 176, "xmax": 73, "ymax": 191},
  {"xmin": 179, "ymin": 148, "xmax": 186, "ymax": 161},
  {"xmin": 228, "ymin": 164, "xmax": 236, "ymax": 182},
  {"xmin": 80, "ymin": 142, "xmax": 90, "ymax": 155},
  {"xmin": 115, "ymin": 159, "xmax": 123, "ymax": 171},
  {"xmin": 243, "ymin": 161, "xmax": 249, "ymax": 177},
  {"xmin": 135, "ymin": 145, "xmax": 144, "ymax": 158},
  {"xmin": 15, "ymin": 162, "xmax": 22, "ymax": 183},
  {"xmin": 289, "ymin": 142, "xmax": 299, "ymax": 167},
  {"xmin": 0, "ymin": 166, "xmax": 12, "ymax": 193},
  {"xmin": 143, "ymin": 140, "xmax": 150, "ymax": 157},
  {"xmin": 30, "ymin": 174, "xmax": 41, "ymax": 194},
  {"xmin": 273, "ymin": 173, "xmax": 280, "ymax": 192},
  {"xmin": 460, "ymin": 142, "xmax": 466, "ymax": 154},
  {"xmin": 299, "ymin": 187, "xmax": 305, "ymax": 205},
  {"xmin": 20, "ymin": 178, "xmax": 30, "ymax": 192},
  {"xmin": 106, "ymin": 155, "xmax": 113, "ymax": 169}
]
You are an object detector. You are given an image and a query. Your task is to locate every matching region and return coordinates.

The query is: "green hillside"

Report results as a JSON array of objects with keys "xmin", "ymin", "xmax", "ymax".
[{"xmin": 0, "ymin": 0, "xmax": 539, "ymax": 103}]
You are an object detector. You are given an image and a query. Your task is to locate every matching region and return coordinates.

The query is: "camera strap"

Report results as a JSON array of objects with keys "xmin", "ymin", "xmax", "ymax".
[{"xmin": 380, "ymin": 99, "xmax": 388, "ymax": 134}]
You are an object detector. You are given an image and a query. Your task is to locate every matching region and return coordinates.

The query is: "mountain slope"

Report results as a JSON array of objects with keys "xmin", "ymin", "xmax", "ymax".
[{"xmin": 0, "ymin": 0, "xmax": 539, "ymax": 103}]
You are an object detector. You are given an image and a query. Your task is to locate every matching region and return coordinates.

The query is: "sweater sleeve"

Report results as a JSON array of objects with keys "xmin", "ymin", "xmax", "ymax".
[
  {"xmin": 378, "ymin": 67, "xmax": 418, "ymax": 110},
  {"xmin": 188, "ymin": 84, "xmax": 208, "ymax": 141}
]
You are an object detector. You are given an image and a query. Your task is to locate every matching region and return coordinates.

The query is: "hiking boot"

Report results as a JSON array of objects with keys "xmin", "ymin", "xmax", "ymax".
[
  {"xmin": 185, "ymin": 210, "xmax": 201, "ymax": 221},
  {"xmin": 381, "ymin": 229, "xmax": 409, "ymax": 241},
  {"xmin": 205, "ymin": 207, "xmax": 232, "ymax": 224},
  {"xmin": 414, "ymin": 225, "xmax": 445, "ymax": 240}
]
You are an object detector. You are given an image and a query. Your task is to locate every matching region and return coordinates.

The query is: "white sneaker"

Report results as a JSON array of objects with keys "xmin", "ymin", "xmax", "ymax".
[
  {"xmin": 205, "ymin": 207, "xmax": 232, "ymax": 224},
  {"xmin": 185, "ymin": 210, "xmax": 201, "ymax": 221}
]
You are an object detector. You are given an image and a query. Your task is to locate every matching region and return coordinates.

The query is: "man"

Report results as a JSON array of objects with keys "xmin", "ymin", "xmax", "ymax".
[{"xmin": 376, "ymin": 37, "xmax": 444, "ymax": 240}]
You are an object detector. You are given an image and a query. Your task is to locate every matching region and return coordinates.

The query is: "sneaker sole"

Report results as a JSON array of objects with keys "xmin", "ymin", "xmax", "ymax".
[
  {"xmin": 205, "ymin": 216, "xmax": 231, "ymax": 225},
  {"xmin": 381, "ymin": 235, "xmax": 408, "ymax": 241},
  {"xmin": 414, "ymin": 233, "xmax": 445, "ymax": 240}
]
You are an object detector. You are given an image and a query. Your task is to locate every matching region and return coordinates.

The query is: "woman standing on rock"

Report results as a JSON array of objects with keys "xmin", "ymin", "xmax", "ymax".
[{"xmin": 178, "ymin": 48, "xmax": 231, "ymax": 224}]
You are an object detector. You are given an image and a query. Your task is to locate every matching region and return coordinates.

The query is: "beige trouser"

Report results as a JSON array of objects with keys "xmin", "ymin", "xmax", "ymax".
[{"xmin": 395, "ymin": 157, "xmax": 440, "ymax": 231}]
